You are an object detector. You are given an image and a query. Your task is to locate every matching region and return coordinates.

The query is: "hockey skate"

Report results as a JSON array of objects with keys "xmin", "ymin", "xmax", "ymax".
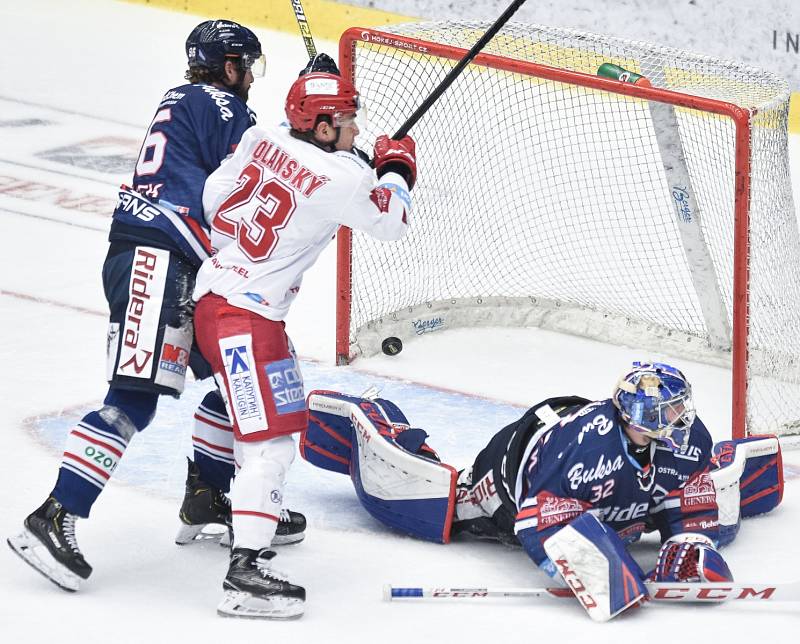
[
  {"xmin": 175, "ymin": 459, "xmax": 307, "ymax": 546},
  {"xmin": 272, "ymin": 508, "xmax": 307, "ymax": 546},
  {"xmin": 6, "ymin": 497, "xmax": 92, "ymax": 592},
  {"xmin": 175, "ymin": 459, "xmax": 232, "ymax": 545},
  {"xmin": 217, "ymin": 548, "xmax": 305, "ymax": 619}
]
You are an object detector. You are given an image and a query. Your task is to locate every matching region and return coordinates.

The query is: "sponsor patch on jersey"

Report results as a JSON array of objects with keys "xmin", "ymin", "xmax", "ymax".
[
  {"xmin": 682, "ymin": 515, "xmax": 719, "ymax": 533},
  {"xmin": 376, "ymin": 181, "xmax": 411, "ymax": 211},
  {"xmin": 116, "ymin": 247, "xmax": 169, "ymax": 380},
  {"xmin": 535, "ymin": 492, "xmax": 590, "ymax": 530},
  {"xmin": 154, "ymin": 324, "xmax": 192, "ymax": 393},
  {"xmin": 369, "ymin": 186, "xmax": 392, "ymax": 213},
  {"xmin": 219, "ymin": 334, "xmax": 268, "ymax": 436},
  {"xmin": 681, "ymin": 471, "xmax": 717, "ymax": 511},
  {"xmin": 616, "ymin": 521, "xmax": 646, "ymax": 543},
  {"xmin": 245, "ymin": 292, "xmax": 270, "ymax": 306},
  {"xmin": 201, "ymin": 85, "xmax": 235, "ymax": 122},
  {"xmin": 265, "ymin": 358, "xmax": 306, "ymax": 415}
]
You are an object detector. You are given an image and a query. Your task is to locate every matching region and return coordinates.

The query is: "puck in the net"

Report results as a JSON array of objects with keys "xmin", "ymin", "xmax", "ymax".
[{"xmin": 381, "ymin": 337, "xmax": 403, "ymax": 356}]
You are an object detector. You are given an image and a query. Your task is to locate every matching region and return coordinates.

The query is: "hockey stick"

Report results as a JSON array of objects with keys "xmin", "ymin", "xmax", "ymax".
[
  {"xmin": 385, "ymin": 579, "xmax": 800, "ymax": 603},
  {"xmin": 393, "ymin": 0, "xmax": 528, "ymax": 139},
  {"xmin": 289, "ymin": 0, "xmax": 317, "ymax": 58}
]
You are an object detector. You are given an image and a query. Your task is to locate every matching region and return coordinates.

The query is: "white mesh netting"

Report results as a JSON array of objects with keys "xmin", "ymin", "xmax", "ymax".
[{"xmin": 341, "ymin": 21, "xmax": 799, "ymax": 436}]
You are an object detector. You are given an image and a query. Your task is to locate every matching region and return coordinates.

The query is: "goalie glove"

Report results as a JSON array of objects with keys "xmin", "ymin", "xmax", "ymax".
[
  {"xmin": 373, "ymin": 134, "xmax": 417, "ymax": 189},
  {"xmin": 298, "ymin": 52, "xmax": 340, "ymax": 76},
  {"xmin": 652, "ymin": 533, "xmax": 733, "ymax": 583}
]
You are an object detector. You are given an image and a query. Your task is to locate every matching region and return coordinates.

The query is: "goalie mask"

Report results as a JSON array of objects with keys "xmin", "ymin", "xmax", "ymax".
[{"xmin": 612, "ymin": 362, "xmax": 696, "ymax": 452}]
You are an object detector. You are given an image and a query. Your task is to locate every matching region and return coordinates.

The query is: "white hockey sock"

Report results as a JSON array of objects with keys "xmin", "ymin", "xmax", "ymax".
[{"xmin": 230, "ymin": 435, "xmax": 295, "ymax": 550}]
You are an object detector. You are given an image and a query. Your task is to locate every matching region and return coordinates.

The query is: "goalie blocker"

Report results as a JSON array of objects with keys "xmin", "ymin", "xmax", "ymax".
[{"xmin": 710, "ymin": 435, "xmax": 783, "ymax": 544}]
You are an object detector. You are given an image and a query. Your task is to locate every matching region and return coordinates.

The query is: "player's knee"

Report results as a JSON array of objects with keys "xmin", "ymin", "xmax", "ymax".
[
  {"xmin": 236, "ymin": 436, "xmax": 295, "ymax": 479},
  {"xmin": 200, "ymin": 388, "xmax": 228, "ymax": 416},
  {"xmin": 102, "ymin": 388, "xmax": 159, "ymax": 434}
]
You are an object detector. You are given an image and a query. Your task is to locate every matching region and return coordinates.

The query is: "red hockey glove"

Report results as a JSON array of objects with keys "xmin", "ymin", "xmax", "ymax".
[{"xmin": 373, "ymin": 134, "xmax": 417, "ymax": 189}]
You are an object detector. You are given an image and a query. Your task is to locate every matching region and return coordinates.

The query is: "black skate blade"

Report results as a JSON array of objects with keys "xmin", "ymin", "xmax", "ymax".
[
  {"xmin": 217, "ymin": 590, "xmax": 304, "ymax": 620},
  {"xmin": 217, "ymin": 529, "xmax": 305, "ymax": 549},
  {"xmin": 7, "ymin": 531, "xmax": 82, "ymax": 592}
]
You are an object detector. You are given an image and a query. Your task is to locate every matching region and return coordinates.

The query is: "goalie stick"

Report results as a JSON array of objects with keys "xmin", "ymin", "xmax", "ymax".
[
  {"xmin": 289, "ymin": 0, "xmax": 317, "ymax": 58},
  {"xmin": 393, "ymin": 0, "xmax": 528, "ymax": 139},
  {"xmin": 385, "ymin": 580, "xmax": 800, "ymax": 603}
]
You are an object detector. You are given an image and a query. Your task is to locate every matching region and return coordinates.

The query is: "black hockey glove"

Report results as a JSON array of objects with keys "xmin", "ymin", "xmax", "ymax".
[{"xmin": 299, "ymin": 52, "xmax": 340, "ymax": 76}]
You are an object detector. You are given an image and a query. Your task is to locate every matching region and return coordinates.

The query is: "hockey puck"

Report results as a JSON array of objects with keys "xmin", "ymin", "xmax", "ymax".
[{"xmin": 381, "ymin": 337, "xmax": 403, "ymax": 356}]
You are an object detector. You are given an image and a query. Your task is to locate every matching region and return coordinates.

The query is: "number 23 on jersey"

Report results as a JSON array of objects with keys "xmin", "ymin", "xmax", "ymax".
[{"xmin": 212, "ymin": 162, "xmax": 297, "ymax": 262}]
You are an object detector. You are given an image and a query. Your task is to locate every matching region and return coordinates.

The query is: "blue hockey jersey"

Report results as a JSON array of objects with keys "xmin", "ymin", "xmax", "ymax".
[
  {"xmin": 513, "ymin": 399, "xmax": 718, "ymax": 573},
  {"xmin": 110, "ymin": 83, "xmax": 256, "ymax": 267}
]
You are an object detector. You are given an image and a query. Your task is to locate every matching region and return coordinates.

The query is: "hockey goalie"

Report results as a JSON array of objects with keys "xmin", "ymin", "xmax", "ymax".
[{"xmin": 300, "ymin": 362, "xmax": 783, "ymax": 621}]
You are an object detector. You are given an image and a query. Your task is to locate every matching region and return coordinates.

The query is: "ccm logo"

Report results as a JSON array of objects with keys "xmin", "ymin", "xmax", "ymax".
[
  {"xmin": 652, "ymin": 586, "xmax": 777, "ymax": 600},
  {"xmin": 555, "ymin": 559, "xmax": 597, "ymax": 609}
]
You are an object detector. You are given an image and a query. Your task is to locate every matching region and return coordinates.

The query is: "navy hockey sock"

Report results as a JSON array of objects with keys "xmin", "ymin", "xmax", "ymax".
[
  {"xmin": 192, "ymin": 389, "xmax": 234, "ymax": 492},
  {"xmin": 51, "ymin": 410, "xmax": 133, "ymax": 517},
  {"xmin": 51, "ymin": 389, "xmax": 157, "ymax": 517}
]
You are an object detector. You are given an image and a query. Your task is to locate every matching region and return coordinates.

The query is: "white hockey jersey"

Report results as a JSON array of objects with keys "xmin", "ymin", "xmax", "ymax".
[{"xmin": 194, "ymin": 124, "xmax": 410, "ymax": 320}]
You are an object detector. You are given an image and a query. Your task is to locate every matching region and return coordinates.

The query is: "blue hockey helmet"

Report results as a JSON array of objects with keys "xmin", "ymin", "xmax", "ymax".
[
  {"xmin": 612, "ymin": 362, "xmax": 695, "ymax": 451},
  {"xmin": 185, "ymin": 20, "xmax": 265, "ymax": 78}
]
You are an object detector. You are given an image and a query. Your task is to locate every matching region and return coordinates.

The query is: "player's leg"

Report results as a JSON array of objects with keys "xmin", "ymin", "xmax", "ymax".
[
  {"xmin": 175, "ymin": 383, "xmax": 236, "ymax": 545},
  {"xmin": 7, "ymin": 244, "xmax": 193, "ymax": 591},
  {"xmin": 177, "ymin": 311, "xmax": 306, "ymax": 547},
  {"xmin": 7, "ymin": 386, "xmax": 158, "ymax": 592},
  {"xmin": 451, "ymin": 420, "xmax": 520, "ymax": 544},
  {"xmin": 193, "ymin": 294, "xmax": 307, "ymax": 618},
  {"xmin": 452, "ymin": 396, "xmax": 590, "ymax": 545},
  {"xmin": 218, "ymin": 436, "xmax": 305, "ymax": 619}
]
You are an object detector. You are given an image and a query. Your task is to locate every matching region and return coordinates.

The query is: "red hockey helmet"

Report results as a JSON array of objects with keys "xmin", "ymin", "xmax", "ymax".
[{"xmin": 285, "ymin": 72, "xmax": 360, "ymax": 132}]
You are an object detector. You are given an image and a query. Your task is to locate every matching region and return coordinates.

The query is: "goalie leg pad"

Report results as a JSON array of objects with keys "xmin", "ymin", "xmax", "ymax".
[
  {"xmin": 302, "ymin": 391, "xmax": 457, "ymax": 543},
  {"xmin": 543, "ymin": 513, "xmax": 647, "ymax": 622},
  {"xmin": 300, "ymin": 391, "xmax": 363, "ymax": 475},
  {"xmin": 711, "ymin": 435, "xmax": 783, "ymax": 546}
]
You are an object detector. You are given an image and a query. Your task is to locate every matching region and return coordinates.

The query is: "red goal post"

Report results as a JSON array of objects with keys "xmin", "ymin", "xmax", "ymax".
[{"xmin": 335, "ymin": 22, "xmax": 797, "ymax": 440}]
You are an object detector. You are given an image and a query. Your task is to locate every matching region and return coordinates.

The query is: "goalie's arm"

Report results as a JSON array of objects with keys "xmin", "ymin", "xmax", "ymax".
[
  {"xmin": 649, "ymin": 465, "xmax": 721, "ymax": 546},
  {"xmin": 514, "ymin": 489, "xmax": 592, "ymax": 577}
]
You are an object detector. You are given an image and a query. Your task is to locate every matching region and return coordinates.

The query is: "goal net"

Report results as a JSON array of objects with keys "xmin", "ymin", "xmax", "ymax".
[{"xmin": 336, "ymin": 21, "xmax": 798, "ymax": 439}]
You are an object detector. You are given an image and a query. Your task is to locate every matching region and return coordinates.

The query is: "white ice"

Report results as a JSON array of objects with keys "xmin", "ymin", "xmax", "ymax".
[{"xmin": 1, "ymin": 1, "xmax": 798, "ymax": 642}]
